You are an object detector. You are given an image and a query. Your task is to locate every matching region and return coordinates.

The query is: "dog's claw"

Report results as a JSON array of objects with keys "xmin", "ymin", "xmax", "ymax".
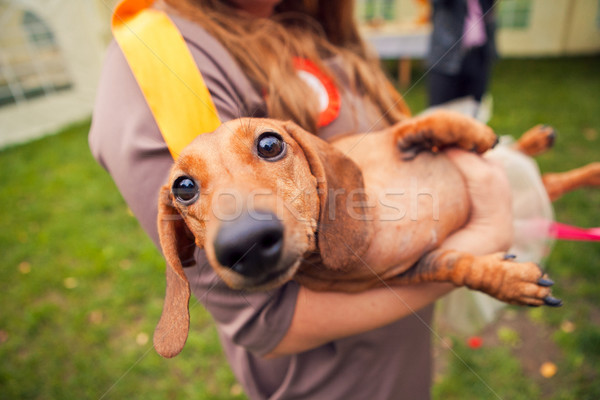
[
  {"xmin": 543, "ymin": 296, "xmax": 563, "ymax": 307},
  {"xmin": 543, "ymin": 126, "xmax": 557, "ymax": 147},
  {"xmin": 537, "ymin": 278, "xmax": 555, "ymax": 287},
  {"xmin": 492, "ymin": 135, "xmax": 500, "ymax": 149}
]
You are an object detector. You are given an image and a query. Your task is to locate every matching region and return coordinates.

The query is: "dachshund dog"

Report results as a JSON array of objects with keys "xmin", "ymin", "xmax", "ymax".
[{"xmin": 154, "ymin": 111, "xmax": 600, "ymax": 357}]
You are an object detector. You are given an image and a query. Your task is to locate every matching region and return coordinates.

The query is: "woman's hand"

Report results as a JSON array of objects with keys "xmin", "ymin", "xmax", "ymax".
[{"xmin": 443, "ymin": 149, "xmax": 513, "ymax": 254}]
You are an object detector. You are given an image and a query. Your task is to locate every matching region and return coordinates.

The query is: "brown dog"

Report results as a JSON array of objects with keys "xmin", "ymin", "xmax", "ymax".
[{"xmin": 154, "ymin": 111, "xmax": 599, "ymax": 357}]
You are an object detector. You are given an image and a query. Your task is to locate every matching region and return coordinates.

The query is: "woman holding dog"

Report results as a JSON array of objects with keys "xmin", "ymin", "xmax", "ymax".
[{"xmin": 90, "ymin": 0, "xmax": 513, "ymax": 398}]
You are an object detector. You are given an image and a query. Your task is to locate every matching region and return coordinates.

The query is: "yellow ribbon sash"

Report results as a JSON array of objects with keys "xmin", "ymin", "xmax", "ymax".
[{"xmin": 112, "ymin": 0, "xmax": 221, "ymax": 159}]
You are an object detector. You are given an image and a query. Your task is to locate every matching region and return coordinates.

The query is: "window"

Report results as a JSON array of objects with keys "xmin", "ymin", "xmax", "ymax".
[
  {"xmin": 357, "ymin": 0, "xmax": 396, "ymax": 22},
  {"xmin": 498, "ymin": 0, "xmax": 532, "ymax": 30},
  {"xmin": 0, "ymin": 6, "xmax": 73, "ymax": 107}
]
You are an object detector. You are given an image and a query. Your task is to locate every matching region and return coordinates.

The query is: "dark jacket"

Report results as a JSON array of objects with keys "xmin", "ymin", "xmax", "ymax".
[{"xmin": 427, "ymin": 0, "xmax": 497, "ymax": 75}]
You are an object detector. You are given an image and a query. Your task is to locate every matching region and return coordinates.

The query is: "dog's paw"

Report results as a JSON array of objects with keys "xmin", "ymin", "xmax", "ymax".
[
  {"xmin": 394, "ymin": 111, "xmax": 498, "ymax": 160},
  {"xmin": 470, "ymin": 253, "xmax": 562, "ymax": 307},
  {"xmin": 514, "ymin": 124, "xmax": 557, "ymax": 156}
]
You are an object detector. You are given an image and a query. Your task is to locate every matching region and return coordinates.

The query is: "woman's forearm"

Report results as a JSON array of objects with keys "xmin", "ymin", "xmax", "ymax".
[{"xmin": 265, "ymin": 282, "xmax": 453, "ymax": 358}]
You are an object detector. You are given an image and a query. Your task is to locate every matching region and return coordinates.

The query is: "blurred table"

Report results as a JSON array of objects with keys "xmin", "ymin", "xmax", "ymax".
[{"xmin": 361, "ymin": 23, "xmax": 432, "ymax": 88}]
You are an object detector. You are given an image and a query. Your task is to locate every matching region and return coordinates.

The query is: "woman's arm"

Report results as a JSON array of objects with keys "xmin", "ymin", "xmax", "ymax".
[
  {"xmin": 265, "ymin": 282, "xmax": 453, "ymax": 358},
  {"xmin": 266, "ymin": 149, "xmax": 512, "ymax": 357}
]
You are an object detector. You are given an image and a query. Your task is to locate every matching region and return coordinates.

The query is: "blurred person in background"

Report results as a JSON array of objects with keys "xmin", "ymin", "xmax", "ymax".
[{"xmin": 427, "ymin": 0, "xmax": 497, "ymax": 109}]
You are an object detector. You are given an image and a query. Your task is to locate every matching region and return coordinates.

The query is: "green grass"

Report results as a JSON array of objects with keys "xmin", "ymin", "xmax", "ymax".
[
  {"xmin": 1, "ymin": 56, "xmax": 599, "ymax": 399},
  {"xmin": 0, "ymin": 123, "xmax": 242, "ymax": 399},
  {"xmin": 433, "ymin": 340, "xmax": 541, "ymax": 399}
]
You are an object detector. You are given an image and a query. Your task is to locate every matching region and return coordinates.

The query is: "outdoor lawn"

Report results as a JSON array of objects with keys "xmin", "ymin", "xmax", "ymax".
[{"xmin": 1, "ymin": 56, "xmax": 598, "ymax": 399}]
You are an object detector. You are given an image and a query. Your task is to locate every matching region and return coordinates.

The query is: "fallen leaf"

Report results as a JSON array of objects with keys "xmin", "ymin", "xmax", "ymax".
[
  {"xmin": 497, "ymin": 326, "xmax": 521, "ymax": 347},
  {"xmin": 64, "ymin": 277, "xmax": 78, "ymax": 289},
  {"xmin": 560, "ymin": 320, "xmax": 575, "ymax": 333},
  {"xmin": 230, "ymin": 383, "xmax": 243, "ymax": 396},
  {"xmin": 18, "ymin": 262, "xmax": 31, "ymax": 274},
  {"xmin": 136, "ymin": 332, "xmax": 149, "ymax": 346},
  {"xmin": 540, "ymin": 361, "xmax": 557, "ymax": 378}
]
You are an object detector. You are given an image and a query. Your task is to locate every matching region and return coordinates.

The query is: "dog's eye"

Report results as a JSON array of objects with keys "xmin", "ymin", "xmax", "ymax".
[
  {"xmin": 257, "ymin": 132, "xmax": 286, "ymax": 160},
  {"xmin": 172, "ymin": 176, "xmax": 199, "ymax": 205}
]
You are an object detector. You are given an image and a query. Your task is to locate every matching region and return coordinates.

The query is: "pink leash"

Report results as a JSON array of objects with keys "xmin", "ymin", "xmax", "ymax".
[{"xmin": 550, "ymin": 222, "xmax": 600, "ymax": 241}]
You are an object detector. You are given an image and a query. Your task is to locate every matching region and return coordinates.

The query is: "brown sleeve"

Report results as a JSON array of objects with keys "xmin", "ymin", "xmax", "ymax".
[{"xmin": 88, "ymin": 17, "xmax": 297, "ymax": 356}]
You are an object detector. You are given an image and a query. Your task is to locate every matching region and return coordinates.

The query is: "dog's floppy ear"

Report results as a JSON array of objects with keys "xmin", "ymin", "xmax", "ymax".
[
  {"xmin": 284, "ymin": 122, "xmax": 372, "ymax": 270},
  {"xmin": 154, "ymin": 185, "xmax": 195, "ymax": 358}
]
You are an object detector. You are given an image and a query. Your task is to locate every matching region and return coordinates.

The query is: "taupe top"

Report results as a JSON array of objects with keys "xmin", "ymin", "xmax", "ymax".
[{"xmin": 89, "ymin": 13, "xmax": 434, "ymax": 400}]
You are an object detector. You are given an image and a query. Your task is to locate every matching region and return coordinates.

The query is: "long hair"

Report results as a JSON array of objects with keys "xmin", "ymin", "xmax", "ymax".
[{"xmin": 161, "ymin": 0, "xmax": 410, "ymax": 133}]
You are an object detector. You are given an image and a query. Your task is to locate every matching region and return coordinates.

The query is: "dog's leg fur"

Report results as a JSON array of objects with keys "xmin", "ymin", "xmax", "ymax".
[
  {"xmin": 513, "ymin": 124, "xmax": 556, "ymax": 156},
  {"xmin": 393, "ymin": 110, "xmax": 498, "ymax": 160},
  {"xmin": 390, "ymin": 249, "xmax": 561, "ymax": 307},
  {"xmin": 542, "ymin": 162, "xmax": 600, "ymax": 201},
  {"xmin": 512, "ymin": 125, "xmax": 599, "ymax": 200}
]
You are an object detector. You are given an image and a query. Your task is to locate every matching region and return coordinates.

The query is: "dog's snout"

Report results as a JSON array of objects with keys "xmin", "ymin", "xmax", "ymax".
[{"xmin": 214, "ymin": 211, "xmax": 284, "ymax": 279}]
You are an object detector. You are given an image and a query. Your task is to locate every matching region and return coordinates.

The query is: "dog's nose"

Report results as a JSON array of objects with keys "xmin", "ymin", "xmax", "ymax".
[{"xmin": 213, "ymin": 211, "xmax": 284, "ymax": 279}]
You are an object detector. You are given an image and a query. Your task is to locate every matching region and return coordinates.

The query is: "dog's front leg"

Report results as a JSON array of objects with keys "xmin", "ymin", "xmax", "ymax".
[{"xmin": 390, "ymin": 249, "xmax": 562, "ymax": 307}]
